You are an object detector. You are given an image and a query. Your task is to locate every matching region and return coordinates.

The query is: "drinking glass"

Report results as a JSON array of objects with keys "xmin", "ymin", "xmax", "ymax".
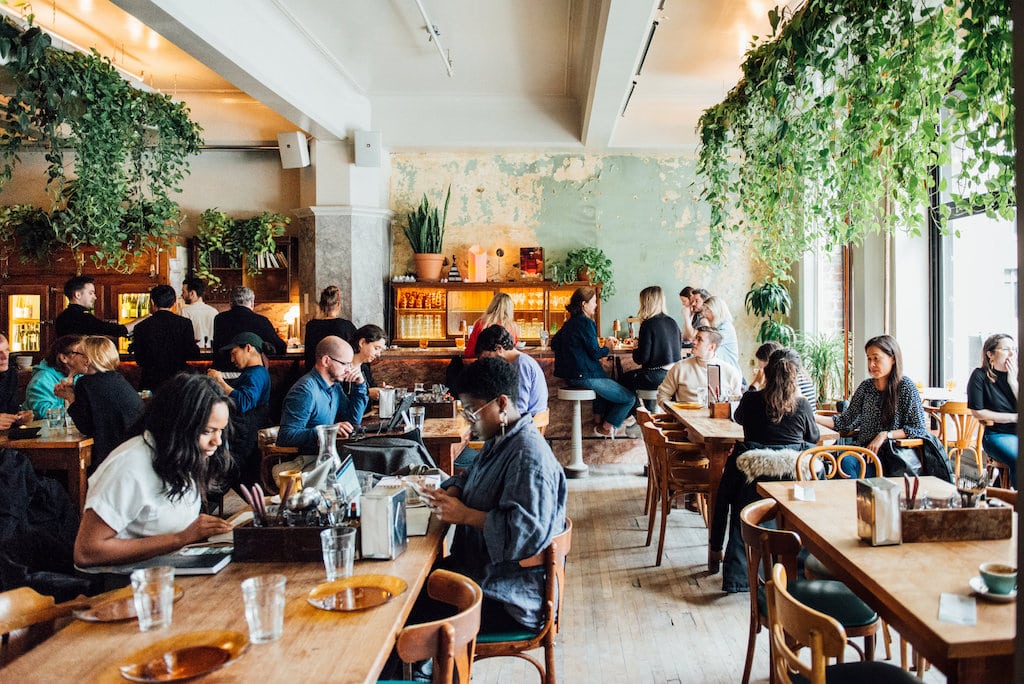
[
  {"xmin": 414, "ymin": 382, "xmax": 425, "ymax": 393},
  {"xmin": 45, "ymin": 407, "xmax": 64, "ymax": 432},
  {"xmin": 419, "ymin": 338, "xmax": 429, "ymax": 350},
  {"xmin": 454, "ymin": 336, "xmax": 466, "ymax": 350},
  {"xmin": 410, "ymin": 406, "xmax": 426, "ymax": 431},
  {"xmin": 320, "ymin": 527, "xmax": 356, "ymax": 581},
  {"xmin": 131, "ymin": 566, "xmax": 175, "ymax": 632},
  {"xmin": 945, "ymin": 379, "xmax": 956, "ymax": 392},
  {"xmin": 241, "ymin": 574, "xmax": 287, "ymax": 643}
]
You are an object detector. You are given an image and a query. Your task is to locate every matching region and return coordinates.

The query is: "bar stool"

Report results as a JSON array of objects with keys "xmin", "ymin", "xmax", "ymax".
[
  {"xmin": 636, "ymin": 388, "xmax": 659, "ymax": 411},
  {"xmin": 557, "ymin": 388, "xmax": 595, "ymax": 478}
]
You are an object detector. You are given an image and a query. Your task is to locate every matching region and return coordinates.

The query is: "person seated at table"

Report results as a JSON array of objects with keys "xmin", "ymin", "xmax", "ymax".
[
  {"xmin": 475, "ymin": 324, "xmax": 547, "ymax": 416},
  {"xmin": 551, "ymin": 286, "xmax": 636, "ymax": 438},
  {"xmin": 814, "ymin": 334, "xmax": 928, "ymax": 475},
  {"xmin": 22, "ymin": 334, "xmax": 86, "ymax": 419},
  {"xmin": 0, "ymin": 333, "xmax": 33, "ymax": 429},
  {"xmin": 679, "ymin": 286, "xmax": 710, "ymax": 344},
  {"xmin": 348, "ymin": 324, "xmax": 388, "ymax": 403},
  {"xmin": 207, "ymin": 332, "xmax": 271, "ymax": 489},
  {"xmin": 278, "ymin": 336, "xmax": 367, "ymax": 452},
  {"xmin": 656, "ymin": 326, "xmax": 742, "ymax": 406},
  {"xmin": 968, "ymin": 333, "xmax": 1018, "ymax": 484},
  {"xmin": 54, "ymin": 336, "xmax": 144, "ymax": 470},
  {"xmin": 73, "ymin": 374, "xmax": 234, "ymax": 567},
  {"xmin": 711, "ymin": 348, "xmax": 820, "ymax": 592},
  {"xmin": 303, "ymin": 285, "xmax": 356, "ymax": 372},
  {"xmin": 700, "ymin": 295, "xmax": 740, "ymax": 371},
  {"xmin": 464, "ymin": 292, "xmax": 519, "ymax": 358},
  {"xmin": 618, "ymin": 286, "xmax": 681, "ymax": 413},
  {"xmin": 420, "ymin": 357, "xmax": 566, "ymax": 632}
]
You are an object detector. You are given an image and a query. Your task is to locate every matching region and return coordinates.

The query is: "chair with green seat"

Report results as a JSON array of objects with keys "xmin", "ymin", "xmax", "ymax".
[
  {"xmin": 378, "ymin": 569, "xmax": 483, "ymax": 684},
  {"xmin": 474, "ymin": 518, "xmax": 572, "ymax": 684},
  {"xmin": 739, "ymin": 499, "xmax": 881, "ymax": 684},
  {"xmin": 766, "ymin": 563, "xmax": 921, "ymax": 684}
]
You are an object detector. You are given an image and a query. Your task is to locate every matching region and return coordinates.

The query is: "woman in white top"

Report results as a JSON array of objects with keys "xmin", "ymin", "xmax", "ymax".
[
  {"xmin": 74, "ymin": 374, "xmax": 233, "ymax": 567},
  {"xmin": 701, "ymin": 296, "xmax": 740, "ymax": 371}
]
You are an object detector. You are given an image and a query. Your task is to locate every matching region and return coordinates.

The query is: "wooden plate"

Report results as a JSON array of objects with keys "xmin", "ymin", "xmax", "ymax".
[
  {"xmin": 307, "ymin": 574, "xmax": 408, "ymax": 612},
  {"xmin": 671, "ymin": 401, "xmax": 704, "ymax": 410},
  {"xmin": 75, "ymin": 585, "xmax": 185, "ymax": 623},
  {"xmin": 117, "ymin": 630, "xmax": 248, "ymax": 682}
]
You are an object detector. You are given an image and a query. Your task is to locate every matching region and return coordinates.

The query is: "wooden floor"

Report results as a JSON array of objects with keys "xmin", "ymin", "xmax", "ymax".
[{"xmin": 471, "ymin": 463, "xmax": 946, "ymax": 684}]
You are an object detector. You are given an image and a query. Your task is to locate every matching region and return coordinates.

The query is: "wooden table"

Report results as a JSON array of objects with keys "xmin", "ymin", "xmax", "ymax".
[
  {"xmin": 757, "ymin": 478, "xmax": 1016, "ymax": 683},
  {"xmin": 421, "ymin": 415, "xmax": 471, "ymax": 474},
  {"xmin": 0, "ymin": 423, "xmax": 94, "ymax": 512},
  {"xmin": 919, "ymin": 386, "xmax": 967, "ymax": 403},
  {"xmin": 660, "ymin": 402, "xmax": 838, "ymax": 569},
  {"xmin": 3, "ymin": 518, "xmax": 446, "ymax": 683}
]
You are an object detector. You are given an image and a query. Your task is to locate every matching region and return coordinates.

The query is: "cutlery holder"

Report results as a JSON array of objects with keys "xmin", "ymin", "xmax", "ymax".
[{"xmin": 901, "ymin": 505, "xmax": 1012, "ymax": 543}]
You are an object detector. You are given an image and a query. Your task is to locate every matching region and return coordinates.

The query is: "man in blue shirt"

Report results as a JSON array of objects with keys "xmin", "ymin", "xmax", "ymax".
[{"xmin": 278, "ymin": 336, "xmax": 367, "ymax": 453}]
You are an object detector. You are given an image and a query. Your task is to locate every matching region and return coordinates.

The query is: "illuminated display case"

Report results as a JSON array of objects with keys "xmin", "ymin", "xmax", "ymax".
[
  {"xmin": 7, "ymin": 294, "xmax": 41, "ymax": 353},
  {"xmin": 116, "ymin": 291, "xmax": 151, "ymax": 353}
]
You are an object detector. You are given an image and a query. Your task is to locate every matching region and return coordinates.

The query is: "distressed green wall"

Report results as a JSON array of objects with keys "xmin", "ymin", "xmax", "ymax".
[{"xmin": 391, "ymin": 152, "xmax": 767, "ymax": 373}]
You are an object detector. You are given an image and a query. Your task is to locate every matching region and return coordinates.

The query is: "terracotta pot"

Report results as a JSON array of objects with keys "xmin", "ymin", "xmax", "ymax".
[
  {"xmin": 577, "ymin": 267, "xmax": 593, "ymax": 282},
  {"xmin": 413, "ymin": 253, "xmax": 445, "ymax": 281}
]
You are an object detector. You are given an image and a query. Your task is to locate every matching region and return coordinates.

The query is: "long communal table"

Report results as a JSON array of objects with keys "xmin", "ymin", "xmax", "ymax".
[
  {"xmin": 758, "ymin": 478, "xmax": 1016, "ymax": 683},
  {"xmin": 2, "ymin": 518, "xmax": 446, "ymax": 683}
]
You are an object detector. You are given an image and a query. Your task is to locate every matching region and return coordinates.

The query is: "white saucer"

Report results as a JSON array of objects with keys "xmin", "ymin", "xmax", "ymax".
[{"xmin": 969, "ymin": 575, "xmax": 1017, "ymax": 602}]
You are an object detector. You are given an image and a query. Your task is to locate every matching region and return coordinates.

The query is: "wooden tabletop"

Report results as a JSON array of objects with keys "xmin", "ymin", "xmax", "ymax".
[
  {"xmin": 661, "ymin": 403, "xmax": 840, "ymax": 444},
  {"xmin": 757, "ymin": 478, "xmax": 1015, "ymax": 683},
  {"xmin": 0, "ymin": 421, "xmax": 94, "ymax": 449},
  {"xmin": 3, "ymin": 518, "xmax": 446, "ymax": 683}
]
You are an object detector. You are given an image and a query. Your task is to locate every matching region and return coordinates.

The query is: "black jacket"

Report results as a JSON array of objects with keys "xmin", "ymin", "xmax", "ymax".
[
  {"xmin": 551, "ymin": 314, "xmax": 608, "ymax": 380},
  {"xmin": 54, "ymin": 304, "xmax": 127, "ymax": 338},
  {"xmin": 131, "ymin": 310, "xmax": 200, "ymax": 390},
  {"xmin": 67, "ymin": 371, "xmax": 144, "ymax": 469},
  {"xmin": 303, "ymin": 317, "xmax": 356, "ymax": 370},
  {"xmin": 211, "ymin": 306, "xmax": 287, "ymax": 370},
  {"xmin": 0, "ymin": 367, "xmax": 18, "ymax": 413}
]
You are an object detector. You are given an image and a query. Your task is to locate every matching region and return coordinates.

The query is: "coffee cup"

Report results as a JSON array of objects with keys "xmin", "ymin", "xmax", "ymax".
[{"xmin": 979, "ymin": 562, "xmax": 1017, "ymax": 595}]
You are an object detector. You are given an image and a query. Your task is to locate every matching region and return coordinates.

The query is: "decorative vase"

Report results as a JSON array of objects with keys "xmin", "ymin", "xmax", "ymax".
[{"xmin": 413, "ymin": 253, "xmax": 445, "ymax": 281}]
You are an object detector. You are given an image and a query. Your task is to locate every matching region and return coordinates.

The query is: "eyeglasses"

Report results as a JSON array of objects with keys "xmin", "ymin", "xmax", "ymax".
[
  {"xmin": 66, "ymin": 351, "xmax": 87, "ymax": 357},
  {"xmin": 460, "ymin": 397, "xmax": 498, "ymax": 423},
  {"xmin": 327, "ymin": 355, "xmax": 352, "ymax": 369}
]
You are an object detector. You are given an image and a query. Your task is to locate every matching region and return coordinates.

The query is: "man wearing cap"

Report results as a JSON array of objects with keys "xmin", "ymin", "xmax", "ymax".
[
  {"xmin": 131, "ymin": 284, "xmax": 200, "ymax": 391},
  {"xmin": 211, "ymin": 286, "xmax": 286, "ymax": 371},
  {"xmin": 278, "ymin": 335, "xmax": 367, "ymax": 453},
  {"xmin": 208, "ymin": 333, "xmax": 271, "ymax": 489}
]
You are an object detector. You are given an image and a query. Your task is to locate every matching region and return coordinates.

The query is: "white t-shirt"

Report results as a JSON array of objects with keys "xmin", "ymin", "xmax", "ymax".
[
  {"xmin": 180, "ymin": 300, "xmax": 219, "ymax": 348},
  {"xmin": 85, "ymin": 433, "xmax": 200, "ymax": 539}
]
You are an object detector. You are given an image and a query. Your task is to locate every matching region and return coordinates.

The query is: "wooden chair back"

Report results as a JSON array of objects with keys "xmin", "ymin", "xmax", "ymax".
[
  {"xmin": 0, "ymin": 587, "xmax": 79, "ymax": 666},
  {"xmin": 533, "ymin": 409, "xmax": 550, "ymax": 436},
  {"xmin": 796, "ymin": 445, "xmax": 882, "ymax": 480},
  {"xmin": 931, "ymin": 401, "xmax": 984, "ymax": 480},
  {"xmin": 257, "ymin": 426, "xmax": 299, "ymax": 494},
  {"xmin": 395, "ymin": 570, "xmax": 483, "ymax": 684},
  {"xmin": 987, "ymin": 487, "xmax": 1017, "ymax": 507},
  {"xmin": 766, "ymin": 563, "xmax": 849, "ymax": 684}
]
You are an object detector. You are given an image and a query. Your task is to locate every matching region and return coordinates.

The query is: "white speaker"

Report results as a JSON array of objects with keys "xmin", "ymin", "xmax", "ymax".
[
  {"xmin": 277, "ymin": 132, "xmax": 310, "ymax": 169},
  {"xmin": 354, "ymin": 130, "xmax": 382, "ymax": 167}
]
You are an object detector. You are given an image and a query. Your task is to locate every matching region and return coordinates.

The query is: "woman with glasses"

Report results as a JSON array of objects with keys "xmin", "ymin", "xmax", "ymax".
[
  {"xmin": 420, "ymin": 357, "xmax": 566, "ymax": 632},
  {"xmin": 968, "ymin": 333, "xmax": 1018, "ymax": 484},
  {"xmin": 22, "ymin": 334, "xmax": 86, "ymax": 419}
]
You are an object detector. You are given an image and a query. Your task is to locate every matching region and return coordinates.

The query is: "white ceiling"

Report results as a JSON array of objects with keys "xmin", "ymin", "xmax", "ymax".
[{"xmin": 9, "ymin": 0, "xmax": 779, "ymax": 150}]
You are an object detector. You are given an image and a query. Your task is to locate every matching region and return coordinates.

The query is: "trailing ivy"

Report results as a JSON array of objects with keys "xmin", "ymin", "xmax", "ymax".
[
  {"xmin": 193, "ymin": 209, "xmax": 290, "ymax": 284},
  {"xmin": 696, "ymin": 0, "xmax": 1013, "ymax": 282}
]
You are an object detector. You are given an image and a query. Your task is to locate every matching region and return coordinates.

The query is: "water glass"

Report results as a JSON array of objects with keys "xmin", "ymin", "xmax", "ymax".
[
  {"xmin": 241, "ymin": 574, "xmax": 287, "ymax": 643},
  {"xmin": 410, "ymin": 405, "xmax": 426, "ymax": 431},
  {"xmin": 130, "ymin": 566, "xmax": 175, "ymax": 631},
  {"xmin": 45, "ymin": 407, "xmax": 64, "ymax": 432},
  {"xmin": 321, "ymin": 527, "xmax": 356, "ymax": 581}
]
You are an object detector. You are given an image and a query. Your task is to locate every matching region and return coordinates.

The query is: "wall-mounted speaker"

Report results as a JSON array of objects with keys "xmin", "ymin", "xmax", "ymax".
[
  {"xmin": 354, "ymin": 130, "xmax": 382, "ymax": 167},
  {"xmin": 277, "ymin": 132, "xmax": 310, "ymax": 169}
]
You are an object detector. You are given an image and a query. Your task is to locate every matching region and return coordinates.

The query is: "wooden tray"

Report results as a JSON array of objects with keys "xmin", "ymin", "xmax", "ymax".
[
  {"xmin": 901, "ymin": 505, "xmax": 1012, "ymax": 543},
  {"xmin": 413, "ymin": 399, "xmax": 456, "ymax": 419},
  {"xmin": 233, "ymin": 522, "xmax": 361, "ymax": 562}
]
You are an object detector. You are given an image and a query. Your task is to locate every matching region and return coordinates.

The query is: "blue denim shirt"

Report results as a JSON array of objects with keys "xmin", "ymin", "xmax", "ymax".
[
  {"xmin": 441, "ymin": 415, "xmax": 567, "ymax": 630},
  {"xmin": 277, "ymin": 370, "xmax": 368, "ymax": 453}
]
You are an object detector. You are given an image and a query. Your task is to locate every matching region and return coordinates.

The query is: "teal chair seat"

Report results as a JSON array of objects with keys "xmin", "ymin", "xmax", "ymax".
[
  {"xmin": 757, "ymin": 579, "xmax": 878, "ymax": 630},
  {"xmin": 792, "ymin": 659, "xmax": 923, "ymax": 683},
  {"xmin": 476, "ymin": 628, "xmax": 540, "ymax": 643}
]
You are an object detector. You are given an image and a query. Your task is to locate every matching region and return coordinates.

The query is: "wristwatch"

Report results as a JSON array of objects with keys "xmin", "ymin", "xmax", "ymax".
[{"xmin": 886, "ymin": 431, "xmax": 893, "ymax": 440}]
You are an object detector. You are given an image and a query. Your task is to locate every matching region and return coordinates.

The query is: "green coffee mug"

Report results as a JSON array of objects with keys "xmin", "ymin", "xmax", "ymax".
[{"xmin": 979, "ymin": 562, "xmax": 1017, "ymax": 595}]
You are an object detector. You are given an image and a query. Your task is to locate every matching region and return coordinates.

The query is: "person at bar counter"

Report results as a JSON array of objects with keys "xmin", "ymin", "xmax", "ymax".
[
  {"xmin": 618, "ymin": 286, "xmax": 681, "ymax": 413},
  {"xmin": 73, "ymin": 374, "xmax": 233, "ymax": 567},
  {"xmin": 211, "ymin": 286, "xmax": 286, "ymax": 371},
  {"xmin": 968, "ymin": 333, "xmax": 1018, "ymax": 484},
  {"xmin": 814, "ymin": 334, "xmax": 928, "ymax": 475},
  {"xmin": 130, "ymin": 284, "xmax": 200, "ymax": 391},
  {"xmin": 303, "ymin": 285, "xmax": 356, "ymax": 372},
  {"xmin": 656, "ymin": 326, "xmax": 742, "ymax": 407},
  {"xmin": 179, "ymin": 276, "xmax": 219, "ymax": 349},
  {"xmin": 278, "ymin": 335, "xmax": 367, "ymax": 452},
  {"xmin": 475, "ymin": 324, "xmax": 548, "ymax": 416},
  {"xmin": 22, "ymin": 334, "xmax": 86, "ymax": 419},
  {"xmin": 347, "ymin": 324, "xmax": 388, "ymax": 403},
  {"xmin": 54, "ymin": 336, "xmax": 143, "ymax": 470},
  {"xmin": 54, "ymin": 275, "xmax": 145, "ymax": 339},
  {"xmin": 419, "ymin": 357, "xmax": 566, "ymax": 632},
  {"xmin": 551, "ymin": 286, "xmax": 636, "ymax": 438},
  {"xmin": 0, "ymin": 333, "xmax": 33, "ymax": 429},
  {"xmin": 207, "ymin": 332, "xmax": 271, "ymax": 489},
  {"xmin": 464, "ymin": 291, "xmax": 519, "ymax": 358}
]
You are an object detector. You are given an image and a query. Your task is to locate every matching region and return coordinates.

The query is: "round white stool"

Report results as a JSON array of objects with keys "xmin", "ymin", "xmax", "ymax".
[
  {"xmin": 557, "ymin": 388, "xmax": 595, "ymax": 478},
  {"xmin": 636, "ymin": 388, "xmax": 659, "ymax": 411}
]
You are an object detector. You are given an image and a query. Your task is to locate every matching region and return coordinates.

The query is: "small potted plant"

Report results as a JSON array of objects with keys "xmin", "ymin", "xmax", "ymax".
[
  {"xmin": 554, "ymin": 247, "xmax": 615, "ymax": 300},
  {"xmin": 403, "ymin": 186, "xmax": 450, "ymax": 281}
]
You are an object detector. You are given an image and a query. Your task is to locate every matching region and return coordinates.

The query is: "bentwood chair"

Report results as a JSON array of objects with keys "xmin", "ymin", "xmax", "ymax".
[
  {"xmin": 0, "ymin": 587, "xmax": 85, "ymax": 666},
  {"xmin": 766, "ymin": 564, "xmax": 922, "ymax": 684},
  {"xmin": 257, "ymin": 426, "xmax": 299, "ymax": 494},
  {"xmin": 379, "ymin": 570, "xmax": 483, "ymax": 684},
  {"xmin": 926, "ymin": 401, "xmax": 984, "ymax": 481},
  {"xmin": 795, "ymin": 445, "xmax": 883, "ymax": 481},
  {"xmin": 474, "ymin": 518, "xmax": 572, "ymax": 684},
  {"xmin": 739, "ymin": 499, "xmax": 880, "ymax": 684}
]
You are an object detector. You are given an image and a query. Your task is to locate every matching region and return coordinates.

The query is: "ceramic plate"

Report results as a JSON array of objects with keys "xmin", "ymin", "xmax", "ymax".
[
  {"xmin": 671, "ymin": 401, "xmax": 704, "ymax": 411},
  {"xmin": 307, "ymin": 574, "xmax": 408, "ymax": 612},
  {"xmin": 117, "ymin": 630, "xmax": 248, "ymax": 682},
  {"xmin": 75, "ymin": 586, "xmax": 185, "ymax": 623},
  {"xmin": 969, "ymin": 575, "xmax": 1017, "ymax": 603}
]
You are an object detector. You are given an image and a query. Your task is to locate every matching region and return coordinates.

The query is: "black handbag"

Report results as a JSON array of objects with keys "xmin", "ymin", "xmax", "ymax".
[{"xmin": 879, "ymin": 439, "xmax": 922, "ymax": 477}]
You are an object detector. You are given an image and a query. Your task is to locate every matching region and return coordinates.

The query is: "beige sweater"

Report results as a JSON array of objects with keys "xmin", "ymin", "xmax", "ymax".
[{"xmin": 656, "ymin": 355, "xmax": 743, "ymax": 406}]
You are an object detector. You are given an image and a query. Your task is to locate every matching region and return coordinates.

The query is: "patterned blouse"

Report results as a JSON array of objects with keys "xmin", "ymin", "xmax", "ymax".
[{"xmin": 832, "ymin": 375, "xmax": 928, "ymax": 446}]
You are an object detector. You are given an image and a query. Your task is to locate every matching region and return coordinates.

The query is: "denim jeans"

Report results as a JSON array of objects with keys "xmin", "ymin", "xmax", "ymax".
[
  {"xmin": 983, "ymin": 431, "xmax": 1018, "ymax": 485},
  {"xmin": 569, "ymin": 376, "xmax": 635, "ymax": 428},
  {"xmin": 618, "ymin": 368, "xmax": 668, "ymax": 414}
]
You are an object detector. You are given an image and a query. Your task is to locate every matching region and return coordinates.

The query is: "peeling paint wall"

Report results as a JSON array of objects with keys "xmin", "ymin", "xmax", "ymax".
[{"xmin": 391, "ymin": 152, "xmax": 768, "ymax": 373}]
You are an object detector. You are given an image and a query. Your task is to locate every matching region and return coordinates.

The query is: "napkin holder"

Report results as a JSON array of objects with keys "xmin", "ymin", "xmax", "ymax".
[
  {"xmin": 361, "ymin": 486, "xmax": 408, "ymax": 560},
  {"xmin": 709, "ymin": 402, "xmax": 731, "ymax": 419},
  {"xmin": 856, "ymin": 478, "xmax": 902, "ymax": 546}
]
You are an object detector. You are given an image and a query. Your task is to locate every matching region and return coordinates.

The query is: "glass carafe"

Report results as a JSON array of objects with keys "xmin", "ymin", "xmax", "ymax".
[{"xmin": 315, "ymin": 423, "xmax": 340, "ymax": 467}]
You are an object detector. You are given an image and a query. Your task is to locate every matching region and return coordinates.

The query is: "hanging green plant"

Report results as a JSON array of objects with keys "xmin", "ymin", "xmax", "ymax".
[
  {"xmin": 193, "ymin": 209, "xmax": 290, "ymax": 284},
  {"xmin": 0, "ymin": 205, "xmax": 59, "ymax": 263}
]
